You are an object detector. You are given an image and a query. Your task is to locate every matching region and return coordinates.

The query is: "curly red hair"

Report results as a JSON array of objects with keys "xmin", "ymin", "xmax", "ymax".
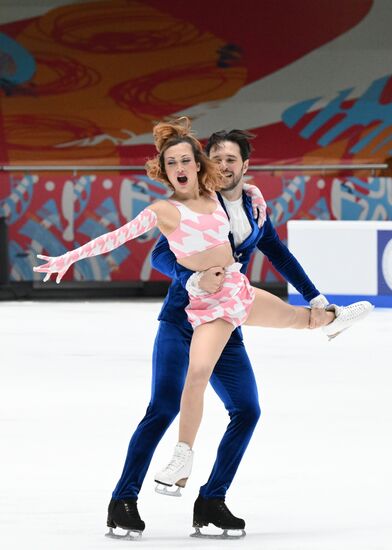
[{"xmin": 145, "ymin": 117, "xmax": 223, "ymax": 194}]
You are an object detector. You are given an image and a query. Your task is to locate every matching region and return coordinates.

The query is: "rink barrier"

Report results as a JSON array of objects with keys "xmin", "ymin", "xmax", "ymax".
[
  {"xmin": 0, "ymin": 216, "xmax": 9, "ymax": 284},
  {"xmin": 287, "ymin": 220, "xmax": 392, "ymax": 308},
  {"xmin": 1, "ymin": 168, "xmax": 391, "ymax": 296}
]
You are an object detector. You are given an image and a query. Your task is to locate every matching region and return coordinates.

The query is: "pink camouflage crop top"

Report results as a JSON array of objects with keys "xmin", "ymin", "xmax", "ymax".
[{"xmin": 166, "ymin": 193, "xmax": 230, "ymax": 259}]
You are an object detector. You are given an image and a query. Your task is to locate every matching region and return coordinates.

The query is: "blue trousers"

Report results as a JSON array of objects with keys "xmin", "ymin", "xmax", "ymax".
[{"xmin": 112, "ymin": 320, "xmax": 261, "ymax": 500}]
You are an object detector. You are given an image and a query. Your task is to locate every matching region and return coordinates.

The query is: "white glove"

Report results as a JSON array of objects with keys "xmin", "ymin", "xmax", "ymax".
[
  {"xmin": 185, "ymin": 272, "xmax": 206, "ymax": 296},
  {"xmin": 309, "ymin": 294, "xmax": 329, "ymax": 309},
  {"xmin": 185, "ymin": 267, "xmax": 225, "ymax": 296}
]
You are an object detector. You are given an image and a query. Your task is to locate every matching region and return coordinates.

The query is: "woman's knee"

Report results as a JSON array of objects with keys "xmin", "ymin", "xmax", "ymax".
[{"xmin": 186, "ymin": 363, "xmax": 214, "ymax": 388}]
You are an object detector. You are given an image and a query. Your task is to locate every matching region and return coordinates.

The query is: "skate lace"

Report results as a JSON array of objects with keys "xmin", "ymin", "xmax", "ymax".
[
  {"xmin": 124, "ymin": 501, "xmax": 141, "ymax": 520},
  {"xmin": 216, "ymin": 501, "xmax": 234, "ymax": 519},
  {"xmin": 166, "ymin": 447, "xmax": 189, "ymax": 472},
  {"xmin": 339, "ymin": 302, "xmax": 369, "ymax": 321}
]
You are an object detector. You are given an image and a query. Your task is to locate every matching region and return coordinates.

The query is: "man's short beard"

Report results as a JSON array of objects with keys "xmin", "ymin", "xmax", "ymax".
[{"xmin": 223, "ymin": 172, "xmax": 242, "ymax": 191}]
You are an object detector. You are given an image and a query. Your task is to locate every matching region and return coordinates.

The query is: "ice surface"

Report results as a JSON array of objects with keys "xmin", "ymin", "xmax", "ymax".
[{"xmin": 1, "ymin": 300, "xmax": 391, "ymax": 549}]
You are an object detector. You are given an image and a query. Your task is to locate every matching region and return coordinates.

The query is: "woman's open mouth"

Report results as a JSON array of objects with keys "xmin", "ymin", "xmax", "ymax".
[{"xmin": 177, "ymin": 176, "xmax": 188, "ymax": 184}]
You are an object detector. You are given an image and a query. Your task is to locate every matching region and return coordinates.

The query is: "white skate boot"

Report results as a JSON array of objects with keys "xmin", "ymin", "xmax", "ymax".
[
  {"xmin": 155, "ymin": 442, "xmax": 193, "ymax": 497},
  {"xmin": 322, "ymin": 301, "xmax": 374, "ymax": 341}
]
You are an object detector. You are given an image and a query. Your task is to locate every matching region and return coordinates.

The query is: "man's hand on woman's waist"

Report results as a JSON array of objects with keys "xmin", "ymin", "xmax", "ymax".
[{"xmin": 186, "ymin": 266, "xmax": 225, "ymax": 295}]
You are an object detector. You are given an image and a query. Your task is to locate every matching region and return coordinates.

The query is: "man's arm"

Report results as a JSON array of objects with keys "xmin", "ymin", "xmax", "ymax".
[
  {"xmin": 257, "ymin": 215, "xmax": 325, "ymax": 303},
  {"xmin": 151, "ymin": 235, "xmax": 225, "ymax": 293},
  {"xmin": 151, "ymin": 234, "xmax": 194, "ymax": 289}
]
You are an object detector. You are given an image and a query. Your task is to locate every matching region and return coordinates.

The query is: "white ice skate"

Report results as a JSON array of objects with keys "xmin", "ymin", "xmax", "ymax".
[
  {"xmin": 154, "ymin": 442, "xmax": 193, "ymax": 497},
  {"xmin": 322, "ymin": 301, "xmax": 374, "ymax": 341}
]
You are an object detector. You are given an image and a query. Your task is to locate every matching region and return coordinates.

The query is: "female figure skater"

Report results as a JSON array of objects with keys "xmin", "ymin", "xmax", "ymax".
[{"xmin": 34, "ymin": 118, "xmax": 373, "ymax": 493}]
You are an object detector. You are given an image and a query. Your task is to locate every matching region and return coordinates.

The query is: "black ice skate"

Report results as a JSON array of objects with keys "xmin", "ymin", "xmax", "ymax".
[
  {"xmin": 190, "ymin": 495, "xmax": 246, "ymax": 539},
  {"xmin": 105, "ymin": 498, "xmax": 145, "ymax": 540}
]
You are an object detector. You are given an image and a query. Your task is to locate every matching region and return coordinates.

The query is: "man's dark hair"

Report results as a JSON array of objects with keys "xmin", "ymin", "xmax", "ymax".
[{"xmin": 205, "ymin": 129, "xmax": 256, "ymax": 161}]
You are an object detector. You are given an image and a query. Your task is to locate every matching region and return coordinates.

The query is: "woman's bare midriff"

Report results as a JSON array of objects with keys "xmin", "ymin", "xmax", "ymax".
[{"xmin": 176, "ymin": 242, "xmax": 234, "ymax": 272}]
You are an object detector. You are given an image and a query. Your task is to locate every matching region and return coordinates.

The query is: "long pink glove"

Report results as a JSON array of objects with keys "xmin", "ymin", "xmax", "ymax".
[
  {"xmin": 33, "ymin": 208, "xmax": 158, "ymax": 283},
  {"xmin": 243, "ymin": 183, "xmax": 267, "ymax": 227}
]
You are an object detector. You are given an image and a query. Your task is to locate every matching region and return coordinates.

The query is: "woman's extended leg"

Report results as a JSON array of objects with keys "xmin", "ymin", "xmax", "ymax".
[
  {"xmin": 245, "ymin": 287, "xmax": 334, "ymax": 328},
  {"xmin": 179, "ymin": 318, "xmax": 234, "ymax": 448}
]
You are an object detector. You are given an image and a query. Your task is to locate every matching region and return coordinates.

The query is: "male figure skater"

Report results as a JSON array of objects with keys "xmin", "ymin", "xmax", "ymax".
[{"xmin": 106, "ymin": 129, "xmax": 328, "ymax": 540}]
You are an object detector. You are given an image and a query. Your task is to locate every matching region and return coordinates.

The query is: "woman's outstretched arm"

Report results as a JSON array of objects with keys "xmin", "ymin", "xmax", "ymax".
[{"xmin": 33, "ymin": 207, "xmax": 158, "ymax": 283}]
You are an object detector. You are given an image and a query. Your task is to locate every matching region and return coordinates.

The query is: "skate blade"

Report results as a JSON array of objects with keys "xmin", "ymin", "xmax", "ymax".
[
  {"xmin": 154, "ymin": 483, "xmax": 182, "ymax": 497},
  {"xmin": 105, "ymin": 527, "xmax": 142, "ymax": 541},
  {"xmin": 327, "ymin": 327, "xmax": 349, "ymax": 341},
  {"xmin": 190, "ymin": 527, "xmax": 246, "ymax": 539}
]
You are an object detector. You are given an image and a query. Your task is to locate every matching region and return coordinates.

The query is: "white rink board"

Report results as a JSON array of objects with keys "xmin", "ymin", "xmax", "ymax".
[{"xmin": 287, "ymin": 220, "xmax": 392, "ymax": 306}]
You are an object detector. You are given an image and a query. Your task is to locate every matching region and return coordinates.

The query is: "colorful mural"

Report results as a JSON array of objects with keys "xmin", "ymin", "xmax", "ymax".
[
  {"xmin": 0, "ymin": 0, "xmax": 375, "ymax": 165},
  {"xmin": 1, "ymin": 172, "xmax": 391, "ymax": 282},
  {"xmin": 1, "ymin": 0, "xmax": 392, "ymax": 284}
]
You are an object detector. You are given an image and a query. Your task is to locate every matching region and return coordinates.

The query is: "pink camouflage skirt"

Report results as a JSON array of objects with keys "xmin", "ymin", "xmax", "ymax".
[{"xmin": 185, "ymin": 262, "xmax": 256, "ymax": 329}]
